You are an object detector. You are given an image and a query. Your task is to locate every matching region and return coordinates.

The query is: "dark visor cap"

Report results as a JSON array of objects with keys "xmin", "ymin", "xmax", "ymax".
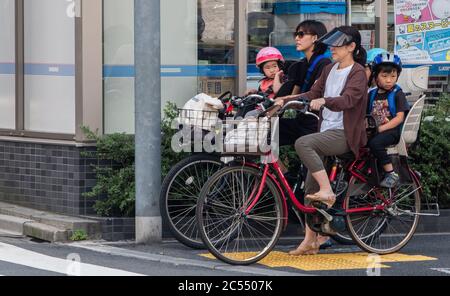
[{"xmin": 315, "ymin": 28, "xmax": 354, "ymax": 47}]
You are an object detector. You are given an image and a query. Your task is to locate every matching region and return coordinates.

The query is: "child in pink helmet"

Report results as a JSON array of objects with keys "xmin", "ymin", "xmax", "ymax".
[{"xmin": 254, "ymin": 47, "xmax": 286, "ymax": 99}]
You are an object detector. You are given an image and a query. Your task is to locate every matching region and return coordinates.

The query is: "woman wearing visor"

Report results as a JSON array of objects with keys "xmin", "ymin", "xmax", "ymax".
[{"xmin": 276, "ymin": 26, "xmax": 369, "ymax": 256}]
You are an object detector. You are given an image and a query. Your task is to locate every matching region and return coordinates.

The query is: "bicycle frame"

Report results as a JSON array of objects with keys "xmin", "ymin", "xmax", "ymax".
[
  {"xmin": 240, "ymin": 147, "xmax": 426, "ymax": 228},
  {"xmin": 344, "ymin": 148, "xmax": 424, "ymax": 215},
  {"xmin": 232, "ymin": 99, "xmax": 428, "ymax": 230},
  {"xmin": 241, "ymin": 156, "xmax": 318, "ymax": 229}
]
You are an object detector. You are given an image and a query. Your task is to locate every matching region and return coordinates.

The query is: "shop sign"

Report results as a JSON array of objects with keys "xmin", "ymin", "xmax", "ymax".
[{"xmin": 395, "ymin": 0, "xmax": 450, "ymax": 64}]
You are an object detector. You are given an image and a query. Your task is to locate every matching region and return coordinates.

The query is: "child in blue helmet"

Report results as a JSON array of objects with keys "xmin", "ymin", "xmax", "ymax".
[
  {"xmin": 365, "ymin": 48, "xmax": 388, "ymax": 87},
  {"xmin": 367, "ymin": 53, "xmax": 410, "ymax": 188}
]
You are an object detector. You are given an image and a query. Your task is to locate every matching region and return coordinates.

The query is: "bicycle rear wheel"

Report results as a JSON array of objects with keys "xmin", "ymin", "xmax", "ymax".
[
  {"xmin": 344, "ymin": 176, "xmax": 420, "ymax": 254},
  {"xmin": 160, "ymin": 154, "xmax": 223, "ymax": 249},
  {"xmin": 197, "ymin": 166, "xmax": 284, "ymax": 265}
]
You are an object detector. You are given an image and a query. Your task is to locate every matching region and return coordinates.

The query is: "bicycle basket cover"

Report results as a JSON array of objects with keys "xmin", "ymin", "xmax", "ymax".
[{"xmin": 223, "ymin": 118, "xmax": 270, "ymax": 153}]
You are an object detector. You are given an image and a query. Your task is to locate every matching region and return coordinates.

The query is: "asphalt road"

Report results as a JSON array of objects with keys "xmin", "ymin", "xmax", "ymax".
[{"xmin": 1, "ymin": 231, "xmax": 449, "ymax": 276}]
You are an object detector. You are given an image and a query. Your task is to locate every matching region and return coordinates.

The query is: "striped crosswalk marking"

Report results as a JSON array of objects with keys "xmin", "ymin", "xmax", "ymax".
[{"xmin": 0, "ymin": 242, "xmax": 144, "ymax": 276}]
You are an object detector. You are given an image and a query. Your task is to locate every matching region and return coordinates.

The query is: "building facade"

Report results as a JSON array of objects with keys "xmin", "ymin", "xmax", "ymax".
[{"xmin": 0, "ymin": 0, "xmax": 448, "ymax": 215}]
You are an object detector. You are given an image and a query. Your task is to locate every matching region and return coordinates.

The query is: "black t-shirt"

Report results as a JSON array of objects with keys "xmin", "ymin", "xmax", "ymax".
[
  {"xmin": 284, "ymin": 53, "xmax": 331, "ymax": 126},
  {"xmin": 370, "ymin": 89, "xmax": 410, "ymax": 127},
  {"xmin": 288, "ymin": 53, "xmax": 332, "ymax": 93}
]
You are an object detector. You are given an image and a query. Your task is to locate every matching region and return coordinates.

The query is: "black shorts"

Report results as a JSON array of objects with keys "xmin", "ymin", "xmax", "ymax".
[{"xmin": 279, "ymin": 114, "xmax": 318, "ymax": 147}]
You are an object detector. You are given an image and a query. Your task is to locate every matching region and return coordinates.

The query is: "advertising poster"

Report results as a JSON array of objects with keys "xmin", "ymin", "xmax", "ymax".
[{"xmin": 395, "ymin": 0, "xmax": 450, "ymax": 64}]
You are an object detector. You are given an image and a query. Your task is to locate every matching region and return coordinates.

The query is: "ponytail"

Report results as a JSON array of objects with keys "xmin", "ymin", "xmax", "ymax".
[{"xmin": 353, "ymin": 45, "xmax": 367, "ymax": 68}]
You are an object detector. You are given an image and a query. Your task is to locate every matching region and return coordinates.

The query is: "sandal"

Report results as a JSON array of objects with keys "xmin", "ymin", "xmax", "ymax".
[
  {"xmin": 306, "ymin": 192, "xmax": 336, "ymax": 209},
  {"xmin": 288, "ymin": 241, "xmax": 320, "ymax": 256}
]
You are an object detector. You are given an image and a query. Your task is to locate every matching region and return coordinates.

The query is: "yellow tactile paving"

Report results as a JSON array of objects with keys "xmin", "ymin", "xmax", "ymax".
[{"xmin": 201, "ymin": 251, "xmax": 437, "ymax": 271}]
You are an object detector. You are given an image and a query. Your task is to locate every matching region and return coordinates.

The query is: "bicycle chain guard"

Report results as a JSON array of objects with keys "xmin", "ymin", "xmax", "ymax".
[{"xmin": 306, "ymin": 204, "xmax": 347, "ymax": 236}]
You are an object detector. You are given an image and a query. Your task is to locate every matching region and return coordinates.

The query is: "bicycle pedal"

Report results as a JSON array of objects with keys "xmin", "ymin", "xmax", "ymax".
[
  {"xmin": 312, "ymin": 201, "xmax": 328, "ymax": 210},
  {"xmin": 316, "ymin": 208, "xmax": 333, "ymax": 222}
]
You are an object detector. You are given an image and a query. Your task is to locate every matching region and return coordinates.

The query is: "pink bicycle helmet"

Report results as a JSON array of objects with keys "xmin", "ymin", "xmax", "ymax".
[{"xmin": 256, "ymin": 47, "xmax": 285, "ymax": 67}]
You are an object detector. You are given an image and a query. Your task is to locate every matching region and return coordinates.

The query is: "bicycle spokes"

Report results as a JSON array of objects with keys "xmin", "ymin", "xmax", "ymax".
[
  {"xmin": 346, "ymin": 180, "xmax": 420, "ymax": 254},
  {"xmin": 197, "ymin": 166, "xmax": 283, "ymax": 265},
  {"xmin": 166, "ymin": 160, "xmax": 222, "ymax": 246}
]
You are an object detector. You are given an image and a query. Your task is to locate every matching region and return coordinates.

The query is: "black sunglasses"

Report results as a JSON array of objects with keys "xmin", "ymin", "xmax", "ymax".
[{"xmin": 293, "ymin": 31, "xmax": 312, "ymax": 38}]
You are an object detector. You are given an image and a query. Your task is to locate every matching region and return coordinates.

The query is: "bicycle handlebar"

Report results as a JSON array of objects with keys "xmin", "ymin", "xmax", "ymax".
[{"xmin": 258, "ymin": 98, "xmax": 321, "ymax": 120}]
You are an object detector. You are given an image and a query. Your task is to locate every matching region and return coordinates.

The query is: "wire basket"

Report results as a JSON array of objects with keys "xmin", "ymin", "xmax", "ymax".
[{"xmin": 177, "ymin": 108, "xmax": 221, "ymax": 131}]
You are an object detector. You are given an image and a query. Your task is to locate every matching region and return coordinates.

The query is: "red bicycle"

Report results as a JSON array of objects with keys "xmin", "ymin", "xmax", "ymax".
[{"xmin": 196, "ymin": 98, "xmax": 434, "ymax": 265}]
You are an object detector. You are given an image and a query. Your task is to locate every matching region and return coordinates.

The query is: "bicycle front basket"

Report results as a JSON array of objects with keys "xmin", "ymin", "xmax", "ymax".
[
  {"xmin": 221, "ymin": 117, "xmax": 272, "ymax": 155},
  {"xmin": 177, "ymin": 108, "xmax": 220, "ymax": 132}
]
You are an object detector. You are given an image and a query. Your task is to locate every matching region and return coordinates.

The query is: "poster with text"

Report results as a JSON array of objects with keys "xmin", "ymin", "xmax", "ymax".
[{"xmin": 395, "ymin": 0, "xmax": 450, "ymax": 64}]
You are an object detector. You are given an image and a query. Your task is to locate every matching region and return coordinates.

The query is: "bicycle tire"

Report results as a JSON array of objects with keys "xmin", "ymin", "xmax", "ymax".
[
  {"xmin": 344, "ymin": 175, "xmax": 420, "ymax": 254},
  {"xmin": 197, "ymin": 165, "xmax": 284, "ymax": 265},
  {"xmin": 160, "ymin": 154, "xmax": 223, "ymax": 249}
]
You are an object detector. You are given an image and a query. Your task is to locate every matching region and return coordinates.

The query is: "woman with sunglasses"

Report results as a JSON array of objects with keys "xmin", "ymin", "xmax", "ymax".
[
  {"xmin": 276, "ymin": 20, "xmax": 331, "ymax": 149},
  {"xmin": 275, "ymin": 21, "xmax": 333, "ymax": 250}
]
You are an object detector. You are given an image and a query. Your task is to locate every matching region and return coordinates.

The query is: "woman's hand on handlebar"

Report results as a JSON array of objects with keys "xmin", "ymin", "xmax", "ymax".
[
  {"xmin": 310, "ymin": 98, "xmax": 326, "ymax": 111},
  {"xmin": 274, "ymin": 97, "xmax": 285, "ymax": 107}
]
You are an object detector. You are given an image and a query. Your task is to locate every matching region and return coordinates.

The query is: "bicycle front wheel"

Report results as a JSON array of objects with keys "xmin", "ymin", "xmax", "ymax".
[{"xmin": 197, "ymin": 166, "xmax": 284, "ymax": 265}]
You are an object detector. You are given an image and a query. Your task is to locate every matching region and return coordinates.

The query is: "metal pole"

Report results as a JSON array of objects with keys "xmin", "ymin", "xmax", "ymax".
[
  {"xmin": 375, "ymin": 0, "xmax": 388, "ymax": 49},
  {"xmin": 235, "ymin": 0, "xmax": 248, "ymax": 95},
  {"xmin": 134, "ymin": 0, "xmax": 162, "ymax": 244}
]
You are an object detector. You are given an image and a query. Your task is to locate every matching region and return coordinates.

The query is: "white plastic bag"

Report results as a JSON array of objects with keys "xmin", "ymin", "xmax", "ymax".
[{"xmin": 180, "ymin": 93, "xmax": 224, "ymax": 130}]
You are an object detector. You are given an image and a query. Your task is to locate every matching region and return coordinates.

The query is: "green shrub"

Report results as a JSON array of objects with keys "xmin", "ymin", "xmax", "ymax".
[
  {"xmin": 70, "ymin": 229, "xmax": 89, "ymax": 241},
  {"xmin": 81, "ymin": 127, "xmax": 135, "ymax": 217},
  {"xmin": 82, "ymin": 103, "xmax": 186, "ymax": 217},
  {"xmin": 410, "ymin": 93, "xmax": 450, "ymax": 208},
  {"xmin": 161, "ymin": 102, "xmax": 188, "ymax": 177}
]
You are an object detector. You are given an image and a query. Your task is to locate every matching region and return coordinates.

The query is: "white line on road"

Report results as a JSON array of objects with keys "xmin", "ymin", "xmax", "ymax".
[
  {"xmin": 431, "ymin": 268, "xmax": 450, "ymax": 275},
  {"xmin": 0, "ymin": 242, "xmax": 144, "ymax": 276}
]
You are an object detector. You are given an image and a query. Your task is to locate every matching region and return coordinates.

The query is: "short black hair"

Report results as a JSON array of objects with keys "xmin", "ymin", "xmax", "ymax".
[
  {"xmin": 296, "ymin": 20, "xmax": 328, "ymax": 55},
  {"xmin": 376, "ymin": 64, "xmax": 399, "ymax": 75}
]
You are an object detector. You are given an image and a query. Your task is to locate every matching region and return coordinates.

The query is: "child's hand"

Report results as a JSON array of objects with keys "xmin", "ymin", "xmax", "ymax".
[
  {"xmin": 378, "ymin": 125, "xmax": 387, "ymax": 133},
  {"xmin": 275, "ymin": 70, "xmax": 284, "ymax": 80}
]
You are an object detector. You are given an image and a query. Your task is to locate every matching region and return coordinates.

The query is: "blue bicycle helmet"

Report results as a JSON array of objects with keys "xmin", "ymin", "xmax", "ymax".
[
  {"xmin": 366, "ymin": 48, "xmax": 388, "ymax": 65},
  {"xmin": 372, "ymin": 52, "xmax": 403, "ymax": 75}
]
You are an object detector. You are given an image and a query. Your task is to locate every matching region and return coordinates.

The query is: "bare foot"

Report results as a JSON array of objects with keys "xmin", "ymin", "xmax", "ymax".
[
  {"xmin": 317, "ymin": 235, "xmax": 330, "ymax": 246},
  {"xmin": 306, "ymin": 191, "xmax": 336, "ymax": 208},
  {"xmin": 288, "ymin": 241, "xmax": 320, "ymax": 256}
]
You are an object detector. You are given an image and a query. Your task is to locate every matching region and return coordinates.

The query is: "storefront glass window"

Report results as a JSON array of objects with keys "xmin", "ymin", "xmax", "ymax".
[
  {"xmin": 24, "ymin": 0, "xmax": 75, "ymax": 134},
  {"xmin": 247, "ymin": 0, "xmax": 347, "ymax": 82},
  {"xmin": 104, "ymin": 0, "xmax": 236, "ymax": 134},
  {"xmin": 164, "ymin": 0, "xmax": 235, "ymax": 109},
  {"xmin": 0, "ymin": 0, "xmax": 15, "ymax": 130},
  {"xmin": 103, "ymin": 0, "xmax": 135, "ymax": 134}
]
